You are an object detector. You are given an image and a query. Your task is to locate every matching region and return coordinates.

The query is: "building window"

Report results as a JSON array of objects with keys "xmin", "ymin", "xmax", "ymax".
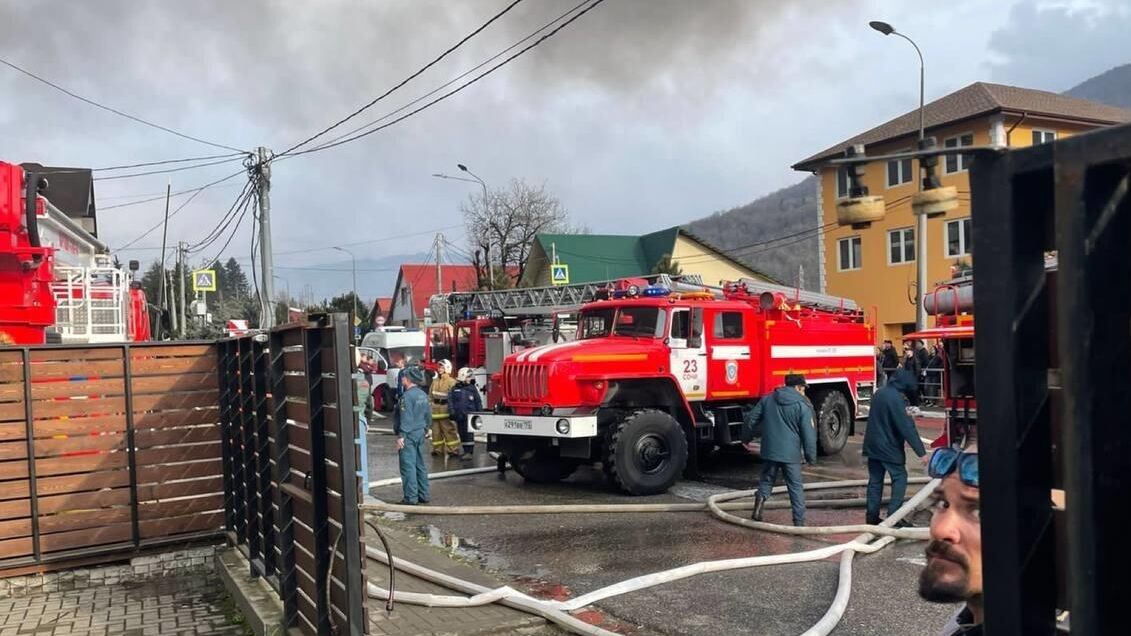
[
  {"xmin": 1032, "ymin": 129, "xmax": 1057, "ymax": 145},
  {"xmin": 886, "ymin": 152, "xmax": 913, "ymax": 187},
  {"xmin": 837, "ymin": 236, "xmax": 862, "ymax": 271},
  {"xmin": 400, "ymin": 287, "xmax": 410, "ymax": 304},
  {"xmin": 945, "ymin": 218, "xmax": 972, "ymax": 257},
  {"xmin": 836, "ymin": 166, "xmax": 851, "ymax": 198},
  {"xmin": 944, "ymin": 133, "xmax": 974, "ymax": 173},
  {"xmin": 888, "ymin": 228, "xmax": 915, "ymax": 265},
  {"xmin": 713, "ymin": 312, "xmax": 744, "ymax": 339}
]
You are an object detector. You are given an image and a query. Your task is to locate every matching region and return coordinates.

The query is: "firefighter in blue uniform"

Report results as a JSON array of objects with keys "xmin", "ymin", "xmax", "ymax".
[
  {"xmin": 395, "ymin": 365, "xmax": 431, "ymax": 505},
  {"xmin": 448, "ymin": 367, "xmax": 483, "ymax": 459}
]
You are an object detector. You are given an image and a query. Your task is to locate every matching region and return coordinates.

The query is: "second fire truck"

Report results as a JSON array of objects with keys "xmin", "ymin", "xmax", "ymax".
[{"xmin": 470, "ymin": 279, "xmax": 876, "ymax": 495}]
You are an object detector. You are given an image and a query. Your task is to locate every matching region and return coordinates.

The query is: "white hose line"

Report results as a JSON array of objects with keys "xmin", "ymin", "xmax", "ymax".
[
  {"xmin": 365, "ymin": 546, "xmax": 619, "ymax": 636},
  {"xmin": 799, "ymin": 478, "xmax": 939, "ymax": 636},
  {"xmin": 368, "ymin": 465, "xmax": 502, "ymax": 490}
]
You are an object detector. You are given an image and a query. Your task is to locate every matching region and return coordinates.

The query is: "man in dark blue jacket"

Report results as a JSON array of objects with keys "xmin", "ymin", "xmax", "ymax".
[
  {"xmin": 863, "ymin": 368, "xmax": 927, "ymax": 525},
  {"xmin": 741, "ymin": 373, "xmax": 817, "ymax": 526},
  {"xmin": 448, "ymin": 367, "xmax": 483, "ymax": 459}
]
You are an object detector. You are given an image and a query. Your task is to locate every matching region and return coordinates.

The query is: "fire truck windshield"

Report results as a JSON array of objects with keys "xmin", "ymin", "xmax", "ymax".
[
  {"xmin": 579, "ymin": 307, "xmax": 665, "ymax": 339},
  {"xmin": 388, "ymin": 346, "xmax": 425, "ymax": 366}
]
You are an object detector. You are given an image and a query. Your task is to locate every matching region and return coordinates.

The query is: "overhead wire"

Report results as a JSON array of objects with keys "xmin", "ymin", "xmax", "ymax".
[
  {"xmin": 200, "ymin": 188, "xmax": 258, "ymax": 266},
  {"xmin": 276, "ymin": 0, "xmax": 527, "ymax": 157},
  {"xmin": 295, "ymin": 0, "xmax": 595, "ymax": 153},
  {"xmin": 188, "ymin": 183, "xmax": 258, "ymax": 259},
  {"xmin": 0, "ymin": 55, "xmax": 247, "ymax": 153},
  {"xmin": 93, "ymin": 155, "xmax": 248, "ymax": 181},
  {"xmin": 282, "ymin": 0, "xmax": 609, "ymax": 159},
  {"xmin": 101, "ymin": 170, "xmax": 246, "ymax": 210},
  {"xmin": 185, "ymin": 177, "xmax": 257, "ymax": 252}
]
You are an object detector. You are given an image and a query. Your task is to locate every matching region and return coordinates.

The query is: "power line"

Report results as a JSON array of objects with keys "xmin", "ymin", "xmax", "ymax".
[
  {"xmin": 301, "ymin": 0, "xmax": 594, "ymax": 153},
  {"xmin": 200, "ymin": 188, "xmax": 258, "ymax": 266},
  {"xmin": 0, "ymin": 55, "xmax": 247, "ymax": 153},
  {"xmin": 93, "ymin": 153, "xmax": 247, "ymax": 171},
  {"xmin": 114, "ymin": 171, "xmax": 248, "ymax": 249},
  {"xmin": 101, "ymin": 170, "xmax": 246, "ymax": 210},
  {"xmin": 255, "ymin": 224, "xmax": 465, "ymax": 258},
  {"xmin": 93, "ymin": 156, "xmax": 247, "ymax": 181},
  {"xmin": 283, "ymin": 0, "xmax": 609, "ymax": 159},
  {"xmin": 186, "ymin": 179, "xmax": 257, "ymax": 254},
  {"xmin": 276, "ymin": 0, "xmax": 527, "ymax": 157}
]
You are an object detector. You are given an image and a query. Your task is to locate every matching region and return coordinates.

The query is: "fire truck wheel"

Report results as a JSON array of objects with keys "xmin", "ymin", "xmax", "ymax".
[
  {"xmin": 812, "ymin": 389, "xmax": 851, "ymax": 455},
  {"xmin": 510, "ymin": 447, "xmax": 579, "ymax": 484},
  {"xmin": 604, "ymin": 410, "xmax": 688, "ymax": 496}
]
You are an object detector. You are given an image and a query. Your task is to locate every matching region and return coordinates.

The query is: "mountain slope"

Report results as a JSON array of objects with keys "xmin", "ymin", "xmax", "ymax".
[
  {"xmin": 684, "ymin": 175, "xmax": 819, "ymax": 289},
  {"xmin": 1064, "ymin": 63, "xmax": 1131, "ymax": 109}
]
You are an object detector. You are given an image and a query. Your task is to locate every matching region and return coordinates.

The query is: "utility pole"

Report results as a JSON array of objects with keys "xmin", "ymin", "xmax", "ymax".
[
  {"xmin": 436, "ymin": 233, "xmax": 443, "ymax": 297},
  {"xmin": 167, "ymin": 270, "xmax": 179, "ymax": 338},
  {"xmin": 177, "ymin": 242, "xmax": 186, "ymax": 337},
  {"xmin": 158, "ymin": 182, "xmax": 171, "ymax": 339},
  {"xmin": 256, "ymin": 147, "xmax": 276, "ymax": 329}
]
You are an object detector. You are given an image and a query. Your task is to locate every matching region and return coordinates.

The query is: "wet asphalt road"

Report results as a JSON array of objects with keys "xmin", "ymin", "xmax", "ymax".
[{"xmin": 363, "ymin": 414, "xmax": 957, "ymax": 635}]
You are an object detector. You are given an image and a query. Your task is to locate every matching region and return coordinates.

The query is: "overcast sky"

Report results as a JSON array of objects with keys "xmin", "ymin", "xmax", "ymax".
[{"xmin": 2, "ymin": 0, "xmax": 1128, "ymax": 300}]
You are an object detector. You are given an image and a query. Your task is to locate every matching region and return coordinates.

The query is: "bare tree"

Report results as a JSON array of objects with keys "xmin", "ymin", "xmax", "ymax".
[{"xmin": 462, "ymin": 178, "xmax": 572, "ymax": 287}]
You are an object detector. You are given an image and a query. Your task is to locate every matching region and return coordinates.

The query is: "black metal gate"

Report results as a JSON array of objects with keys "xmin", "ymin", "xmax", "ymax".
[
  {"xmin": 971, "ymin": 122, "xmax": 1131, "ymax": 634},
  {"xmin": 219, "ymin": 313, "xmax": 367, "ymax": 636}
]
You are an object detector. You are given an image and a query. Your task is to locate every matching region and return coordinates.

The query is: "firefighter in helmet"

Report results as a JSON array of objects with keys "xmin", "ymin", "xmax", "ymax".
[
  {"xmin": 429, "ymin": 360, "xmax": 460, "ymax": 457},
  {"xmin": 448, "ymin": 367, "xmax": 483, "ymax": 459}
]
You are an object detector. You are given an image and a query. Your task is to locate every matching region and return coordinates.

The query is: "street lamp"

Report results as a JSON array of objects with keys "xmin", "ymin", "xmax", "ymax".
[
  {"xmin": 433, "ymin": 164, "xmax": 494, "ymax": 290},
  {"xmin": 332, "ymin": 246, "xmax": 359, "ymax": 320},
  {"xmin": 870, "ymin": 19, "xmax": 929, "ymax": 331}
]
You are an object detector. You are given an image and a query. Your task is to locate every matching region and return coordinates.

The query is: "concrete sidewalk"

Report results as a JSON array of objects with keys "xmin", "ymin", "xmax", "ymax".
[{"xmin": 364, "ymin": 519, "xmax": 563, "ymax": 636}]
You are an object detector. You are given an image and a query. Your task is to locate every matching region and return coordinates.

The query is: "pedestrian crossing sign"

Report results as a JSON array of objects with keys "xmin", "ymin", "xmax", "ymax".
[
  {"xmin": 192, "ymin": 269, "xmax": 216, "ymax": 292},
  {"xmin": 551, "ymin": 264, "xmax": 569, "ymax": 285}
]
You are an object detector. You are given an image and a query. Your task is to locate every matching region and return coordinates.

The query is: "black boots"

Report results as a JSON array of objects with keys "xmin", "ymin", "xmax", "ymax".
[
  {"xmin": 752, "ymin": 493, "xmax": 766, "ymax": 521},
  {"xmin": 866, "ymin": 514, "xmax": 881, "ymax": 525}
]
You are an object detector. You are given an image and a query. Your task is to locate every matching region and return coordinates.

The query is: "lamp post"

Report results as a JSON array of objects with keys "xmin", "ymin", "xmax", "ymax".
[
  {"xmin": 332, "ymin": 246, "xmax": 359, "ymax": 321},
  {"xmin": 433, "ymin": 165, "xmax": 494, "ymax": 290},
  {"xmin": 870, "ymin": 20, "xmax": 929, "ymax": 331}
]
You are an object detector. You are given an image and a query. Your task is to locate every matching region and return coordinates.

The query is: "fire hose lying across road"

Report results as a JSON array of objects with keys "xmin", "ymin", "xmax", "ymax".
[{"xmin": 360, "ymin": 468, "xmax": 937, "ymax": 636}]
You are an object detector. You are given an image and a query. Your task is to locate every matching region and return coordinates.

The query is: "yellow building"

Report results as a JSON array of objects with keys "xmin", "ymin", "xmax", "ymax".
[{"xmin": 793, "ymin": 82, "xmax": 1131, "ymax": 344}]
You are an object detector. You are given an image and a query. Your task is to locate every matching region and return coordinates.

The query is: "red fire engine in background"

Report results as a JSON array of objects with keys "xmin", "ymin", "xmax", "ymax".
[
  {"xmin": 0, "ymin": 161, "xmax": 150, "ymax": 345},
  {"xmin": 469, "ymin": 279, "xmax": 876, "ymax": 495},
  {"xmin": 907, "ymin": 257, "xmax": 1057, "ymax": 449}
]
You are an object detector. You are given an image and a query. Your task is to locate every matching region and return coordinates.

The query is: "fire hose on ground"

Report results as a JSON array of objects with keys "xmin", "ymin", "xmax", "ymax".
[{"xmin": 359, "ymin": 467, "xmax": 937, "ymax": 636}]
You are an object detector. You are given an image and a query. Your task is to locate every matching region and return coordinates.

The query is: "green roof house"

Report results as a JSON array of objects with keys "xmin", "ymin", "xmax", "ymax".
[{"xmin": 519, "ymin": 226, "xmax": 776, "ymax": 287}]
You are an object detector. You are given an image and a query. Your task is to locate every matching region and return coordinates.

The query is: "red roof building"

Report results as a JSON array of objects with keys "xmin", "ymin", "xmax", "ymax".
[
  {"xmin": 387, "ymin": 264, "xmax": 480, "ymax": 326},
  {"xmin": 369, "ymin": 297, "xmax": 393, "ymax": 326}
]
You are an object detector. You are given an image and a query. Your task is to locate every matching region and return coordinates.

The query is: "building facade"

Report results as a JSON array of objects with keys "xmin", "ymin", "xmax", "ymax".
[
  {"xmin": 520, "ymin": 226, "xmax": 775, "ymax": 288},
  {"xmin": 793, "ymin": 82, "xmax": 1131, "ymax": 344}
]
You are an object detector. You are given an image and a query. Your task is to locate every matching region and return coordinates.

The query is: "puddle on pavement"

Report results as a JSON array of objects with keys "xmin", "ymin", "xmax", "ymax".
[{"xmin": 418, "ymin": 524, "xmax": 551, "ymax": 580}]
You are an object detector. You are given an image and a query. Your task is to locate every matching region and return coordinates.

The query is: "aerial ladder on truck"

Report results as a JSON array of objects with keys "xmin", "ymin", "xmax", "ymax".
[
  {"xmin": 0, "ymin": 161, "xmax": 150, "ymax": 345},
  {"xmin": 424, "ymin": 274, "xmax": 708, "ymax": 404}
]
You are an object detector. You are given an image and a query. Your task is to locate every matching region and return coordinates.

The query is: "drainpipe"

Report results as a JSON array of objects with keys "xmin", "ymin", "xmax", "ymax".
[{"xmin": 1006, "ymin": 112, "xmax": 1028, "ymax": 147}]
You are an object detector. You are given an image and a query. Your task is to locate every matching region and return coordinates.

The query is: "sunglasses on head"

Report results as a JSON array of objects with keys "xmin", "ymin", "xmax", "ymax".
[{"xmin": 928, "ymin": 447, "xmax": 979, "ymax": 487}]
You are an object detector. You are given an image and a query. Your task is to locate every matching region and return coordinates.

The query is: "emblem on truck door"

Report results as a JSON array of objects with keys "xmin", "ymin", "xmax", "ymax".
[{"xmin": 726, "ymin": 360, "xmax": 739, "ymax": 384}]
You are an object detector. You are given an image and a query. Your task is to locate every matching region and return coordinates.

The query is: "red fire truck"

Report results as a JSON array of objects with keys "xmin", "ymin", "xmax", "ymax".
[
  {"xmin": 0, "ymin": 161, "xmax": 150, "ymax": 345},
  {"xmin": 469, "ymin": 279, "xmax": 876, "ymax": 494},
  {"xmin": 906, "ymin": 258, "xmax": 1057, "ymax": 449},
  {"xmin": 424, "ymin": 275, "xmax": 699, "ymax": 406}
]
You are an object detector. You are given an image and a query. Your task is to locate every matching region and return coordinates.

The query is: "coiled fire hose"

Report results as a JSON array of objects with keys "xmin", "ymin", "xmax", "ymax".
[{"xmin": 361, "ymin": 468, "xmax": 937, "ymax": 635}]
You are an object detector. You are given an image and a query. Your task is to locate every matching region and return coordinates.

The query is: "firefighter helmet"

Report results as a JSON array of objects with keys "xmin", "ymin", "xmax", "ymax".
[{"xmin": 457, "ymin": 367, "xmax": 473, "ymax": 383}]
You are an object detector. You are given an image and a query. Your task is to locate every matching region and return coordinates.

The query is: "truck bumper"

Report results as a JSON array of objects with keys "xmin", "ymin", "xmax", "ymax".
[{"xmin": 470, "ymin": 412, "xmax": 598, "ymax": 439}]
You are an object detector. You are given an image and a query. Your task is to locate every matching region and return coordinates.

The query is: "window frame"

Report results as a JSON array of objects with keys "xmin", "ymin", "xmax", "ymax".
[
  {"xmin": 885, "ymin": 148, "xmax": 914, "ymax": 188},
  {"xmin": 712, "ymin": 311, "xmax": 745, "ymax": 340},
  {"xmin": 835, "ymin": 166, "xmax": 852, "ymax": 199},
  {"xmin": 887, "ymin": 227, "xmax": 916, "ymax": 265},
  {"xmin": 944, "ymin": 217, "xmax": 972, "ymax": 258},
  {"xmin": 837, "ymin": 236, "xmax": 862, "ymax": 272},
  {"xmin": 1031, "ymin": 129, "xmax": 1057, "ymax": 145},
  {"xmin": 943, "ymin": 132, "xmax": 975, "ymax": 174}
]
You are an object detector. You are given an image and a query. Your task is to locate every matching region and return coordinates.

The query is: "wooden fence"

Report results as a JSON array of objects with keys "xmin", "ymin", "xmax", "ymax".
[
  {"xmin": 221, "ymin": 314, "xmax": 367, "ymax": 636},
  {"xmin": 0, "ymin": 342, "xmax": 224, "ymax": 574}
]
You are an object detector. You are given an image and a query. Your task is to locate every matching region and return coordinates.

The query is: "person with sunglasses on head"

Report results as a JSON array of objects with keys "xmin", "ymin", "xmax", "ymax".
[
  {"xmin": 862, "ymin": 368, "xmax": 928, "ymax": 526},
  {"xmin": 920, "ymin": 446, "xmax": 983, "ymax": 635}
]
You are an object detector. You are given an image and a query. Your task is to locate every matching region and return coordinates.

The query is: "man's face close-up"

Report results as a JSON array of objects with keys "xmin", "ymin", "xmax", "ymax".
[{"xmin": 919, "ymin": 474, "xmax": 983, "ymax": 603}]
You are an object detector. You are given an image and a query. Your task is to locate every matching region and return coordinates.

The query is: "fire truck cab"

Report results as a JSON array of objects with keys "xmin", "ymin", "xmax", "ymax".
[
  {"xmin": 1, "ymin": 162, "xmax": 150, "ymax": 345},
  {"xmin": 471, "ymin": 281, "xmax": 876, "ymax": 495}
]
